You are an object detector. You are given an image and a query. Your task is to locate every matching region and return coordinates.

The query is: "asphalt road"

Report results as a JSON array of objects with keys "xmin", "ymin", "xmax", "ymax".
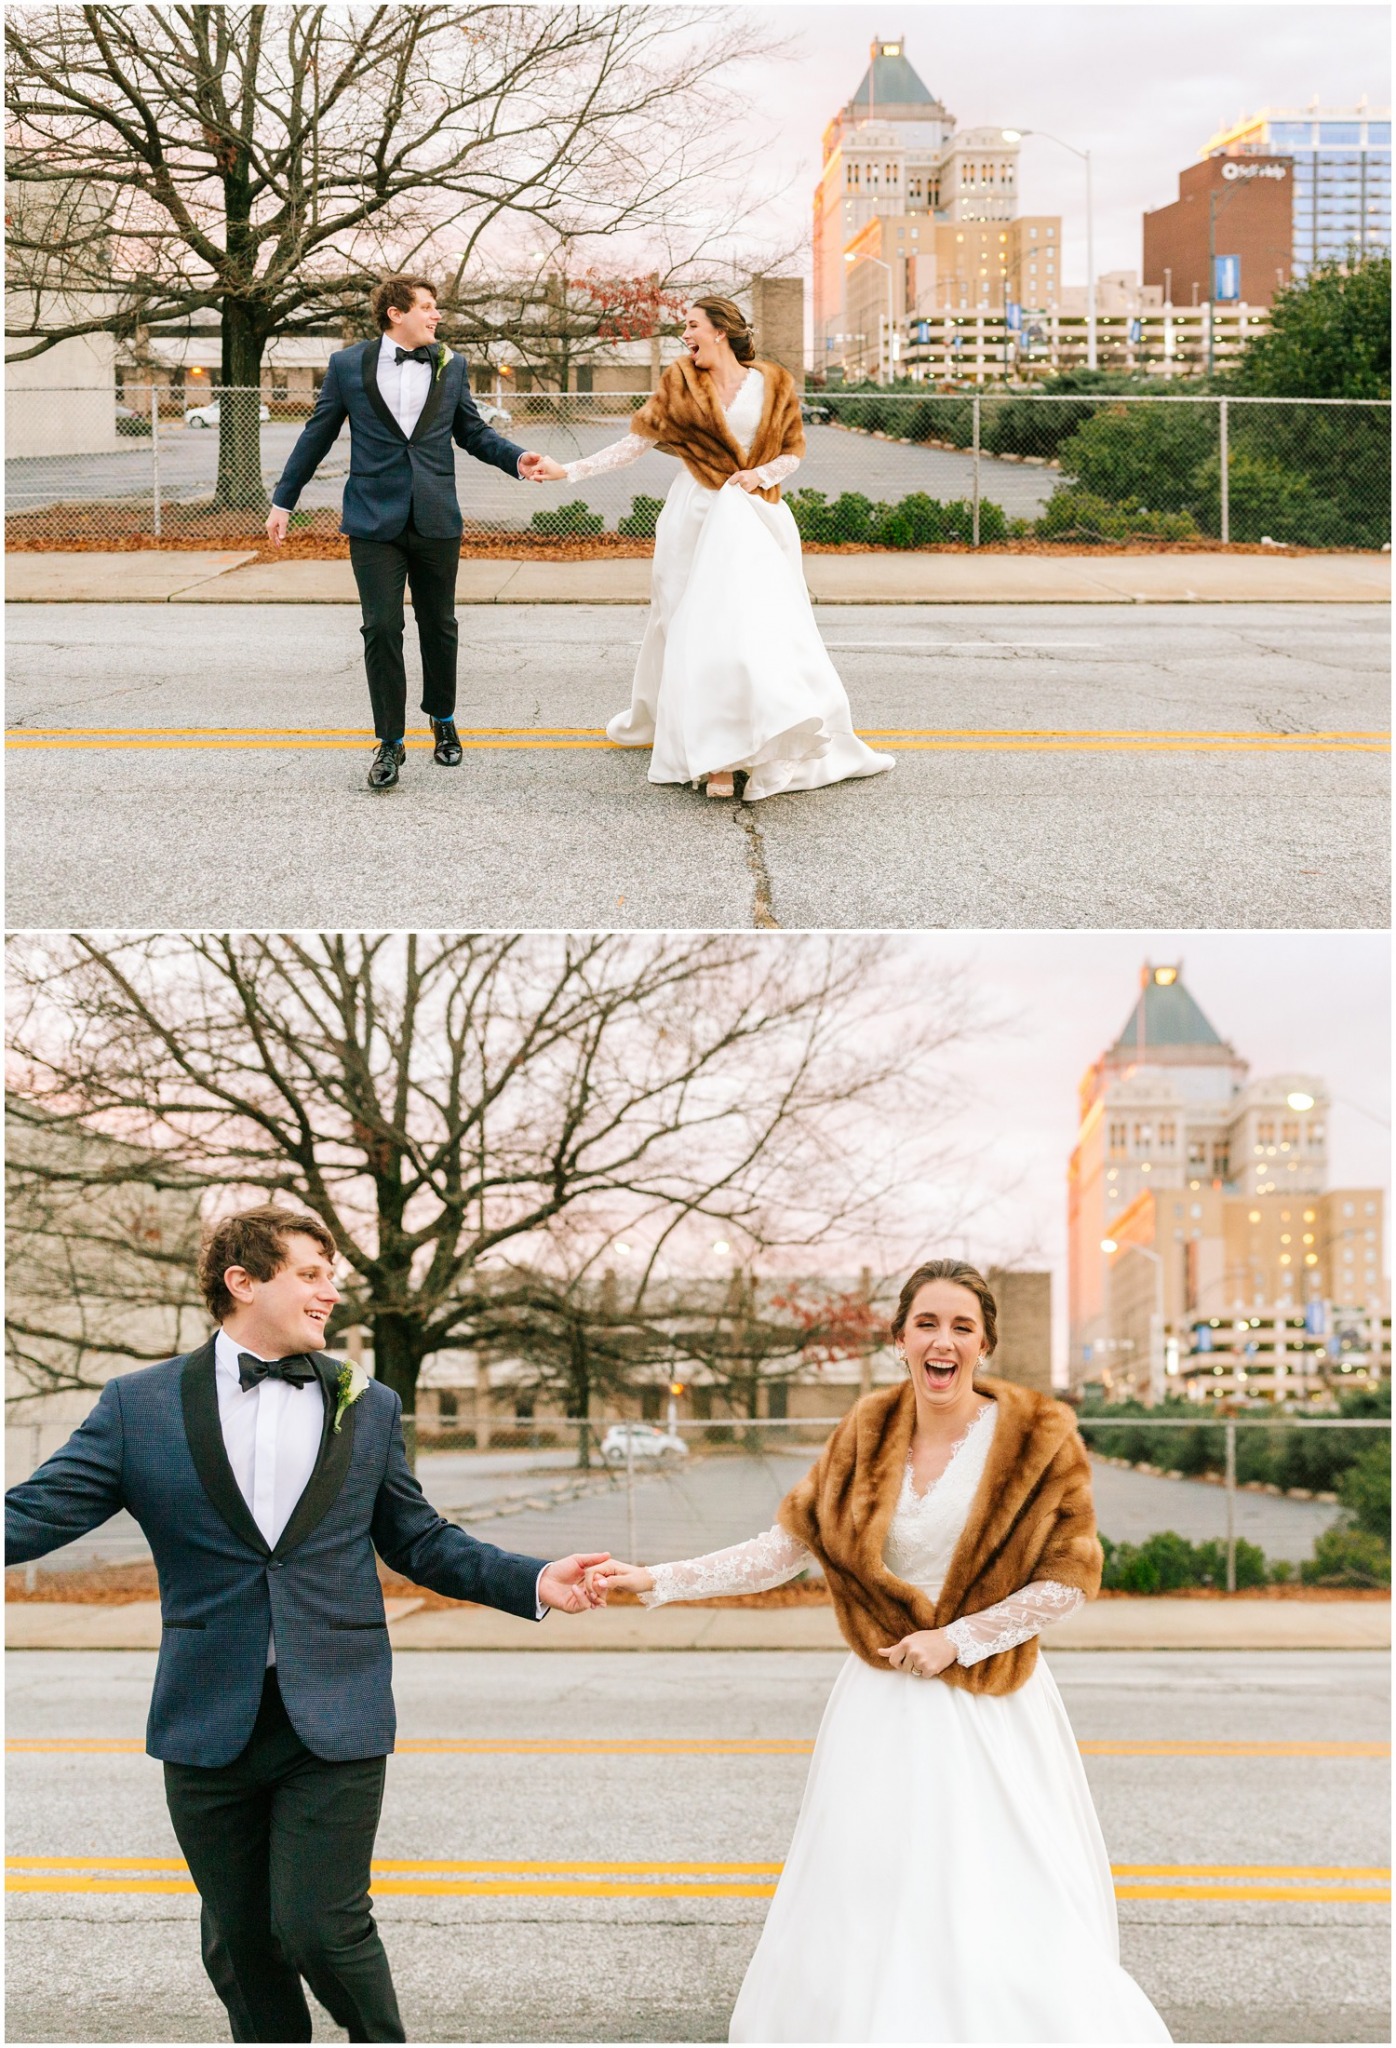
[
  {"xmin": 5, "ymin": 1648, "xmax": 1388, "ymax": 2043},
  {"xmin": 7, "ymin": 421, "xmax": 1052, "ymax": 526},
  {"xmin": 7, "ymin": 1447, "xmax": 1345, "ymax": 1582},
  {"xmin": 5, "ymin": 602, "xmax": 1388, "ymax": 930}
]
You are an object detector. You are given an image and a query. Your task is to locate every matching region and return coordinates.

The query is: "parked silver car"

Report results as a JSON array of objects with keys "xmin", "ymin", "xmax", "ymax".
[
  {"xmin": 184, "ymin": 399, "xmax": 270, "ymax": 428},
  {"xmin": 600, "ymin": 1422, "xmax": 688, "ymax": 1466}
]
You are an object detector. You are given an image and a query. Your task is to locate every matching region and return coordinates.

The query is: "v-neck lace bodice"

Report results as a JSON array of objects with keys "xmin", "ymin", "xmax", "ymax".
[{"xmin": 883, "ymin": 1402, "xmax": 996, "ymax": 1599}]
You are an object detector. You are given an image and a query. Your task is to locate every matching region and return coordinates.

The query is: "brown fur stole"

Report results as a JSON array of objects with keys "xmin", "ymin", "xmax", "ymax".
[
  {"xmin": 629, "ymin": 355, "xmax": 806, "ymax": 503},
  {"xmin": 777, "ymin": 1376, "xmax": 1102, "ymax": 1696}
]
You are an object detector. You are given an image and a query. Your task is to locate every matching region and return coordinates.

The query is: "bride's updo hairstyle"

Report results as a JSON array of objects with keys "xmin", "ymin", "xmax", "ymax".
[
  {"xmin": 890, "ymin": 1259, "xmax": 998, "ymax": 1358},
  {"xmin": 693, "ymin": 294, "xmax": 757, "ymax": 365}
]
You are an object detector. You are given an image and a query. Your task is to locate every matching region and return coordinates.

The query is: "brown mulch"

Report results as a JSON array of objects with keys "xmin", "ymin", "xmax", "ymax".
[
  {"xmin": 4, "ymin": 512, "xmax": 1367, "ymax": 566},
  {"xmin": 5, "ymin": 1562, "xmax": 1385, "ymax": 1606}
]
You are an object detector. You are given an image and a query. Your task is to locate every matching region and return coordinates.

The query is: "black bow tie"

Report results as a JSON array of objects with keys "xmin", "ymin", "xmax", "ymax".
[
  {"xmin": 394, "ymin": 344, "xmax": 435, "ymax": 365},
  {"xmin": 237, "ymin": 1351, "xmax": 318, "ymax": 1393}
]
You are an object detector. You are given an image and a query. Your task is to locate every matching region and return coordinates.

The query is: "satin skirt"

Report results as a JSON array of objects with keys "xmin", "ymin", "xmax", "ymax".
[
  {"xmin": 729, "ymin": 1653, "xmax": 1172, "ymax": 2044},
  {"xmin": 606, "ymin": 469, "xmax": 894, "ymax": 801}
]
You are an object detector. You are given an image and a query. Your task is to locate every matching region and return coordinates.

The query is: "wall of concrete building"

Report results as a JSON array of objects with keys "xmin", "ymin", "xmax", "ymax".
[
  {"xmin": 751, "ymin": 276, "xmax": 805, "ymax": 387},
  {"xmin": 1143, "ymin": 156, "xmax": 1294, "ymax": 310},
  {"xmin": 986, "ymin": 1269, "xmax": 1053, "ymax": 1392},
  {"xmin": 6, "ymin": 322, "xmax": 119, "ymax": 457}
]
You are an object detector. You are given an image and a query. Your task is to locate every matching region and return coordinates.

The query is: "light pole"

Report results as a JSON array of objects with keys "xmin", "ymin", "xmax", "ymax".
[
  {"xmin": 1003, "ymin": 128, "xmax": 1095, "ymax": 369},
  {"xmin": 844, "ymin": 251, "xmax": 895, "ymax": 384},
  {"xmin": 1101, "ymin": 1237, "xmax": 1166, "ymax": 1405}
]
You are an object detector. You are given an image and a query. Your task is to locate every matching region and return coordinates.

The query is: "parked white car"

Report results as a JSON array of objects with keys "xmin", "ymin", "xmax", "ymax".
[
  {"xmin": 184, "ymin": 400, "xmax": 270, "ymax": 428},
  {"xmin": 600, "ymin": 1423, "xmax": 688, "ymax": 1466},
  {"xmin": 476, "ymin": 398, "xmax": 513, "ymax": 428}
]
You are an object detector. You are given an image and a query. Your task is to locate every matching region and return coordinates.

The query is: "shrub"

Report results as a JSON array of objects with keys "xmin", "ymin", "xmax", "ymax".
[
  {"xmin": 1099, "ymin": 1528, "xmax": 1270, "ymax": 1592},
  {"xmin": 1036, "ymin": 488, "xmax": 1199, "ymax": 543},
  {"xmin": 530, "ymin": 499, "xmax": 603, "ymax": 537},
  {"xmin": 1055, "ymin": 402, "xmax": 1218, "ymax": 518},
  {"xmin": 1337, "ymin": 1441, "xmax": 1392, "ymax": 1541},
  {"xmin": 617, "ymin": 494, "xmax": 664, "ymax": 538},
  {"xmin": 1301, "ymin": 1525, "xmax": 1392, "ymax": 1587}
]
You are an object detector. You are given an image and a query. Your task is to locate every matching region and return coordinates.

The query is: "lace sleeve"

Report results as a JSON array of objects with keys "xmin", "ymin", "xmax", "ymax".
[
  {"xmin": 641, "ymin": 1524, "xmax": 813, "ymax": 1607},
  {"xmin": 742, "ymin": 452, "xmax": 801, "ymax": 488},
  {"xmin": 942, "ymin": 1580, "xmax": 1084, "ymax": 1667},
  {"xmin": 562, "ymin": 432, "xmax": 653, "ymax": 482}
]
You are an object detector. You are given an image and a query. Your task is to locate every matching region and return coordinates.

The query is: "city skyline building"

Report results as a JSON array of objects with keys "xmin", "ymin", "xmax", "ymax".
[
  {"xmin": 1201, "ymin": 102, "xmax": 1391, "ymax": 277},
  {"xmin": 1067, "ymin": 962, "xmax": 1388, "ymax": 1402},
  {"xmin": 812, "ymin": 36, "xmax": 1062, "ymax": 375}
]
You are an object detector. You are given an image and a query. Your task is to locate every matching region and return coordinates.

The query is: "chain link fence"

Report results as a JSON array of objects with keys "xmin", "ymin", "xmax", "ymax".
[
  {"xmin": 3, "ymin": 1409, "xmax": 1386, "ymax": 1591},
  {"xmin": 395, "ymin": 1410, "xmax": 1389, "ymax": 1594},
  {"xmin": 6, "ymin": 385, "xmax": 1390, "ymax": 551}
]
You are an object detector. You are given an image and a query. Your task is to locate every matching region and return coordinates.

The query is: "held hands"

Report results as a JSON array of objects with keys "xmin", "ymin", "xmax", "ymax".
[
  {"xmin": 519, "ymin": 451, "xmax": 567, "ymax": 483},
  {"xmin": 724, "ymin": 469, "xmax": 763, "ymax": 493},
  {"xmin": 583, "ymin": 1559, "xmax": 655, "ymax": 1602},
  {"xmin": 878, "ymin": 1627, "xmax": 958, "ymax": 1680},
  {"xmin": 265, "ymin": 505, "xmax": 290, "ymax": 545},
  {"xmin": 538, "ymin": 1553, "xmax": 613, "ymax": 1613}
]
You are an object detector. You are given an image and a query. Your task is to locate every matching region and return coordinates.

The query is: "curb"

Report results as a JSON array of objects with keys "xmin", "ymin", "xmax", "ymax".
[
  {"xmin": 6, "ymin": 1597, "xmax": 1389, "ymax": 1653},
  {"xmin": 5, "ymin": 551, "xmax": 1390, "ymax": 606}
]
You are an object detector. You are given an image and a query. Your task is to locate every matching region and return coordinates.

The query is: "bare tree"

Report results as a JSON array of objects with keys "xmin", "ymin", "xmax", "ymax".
[
  {"xmin": 6, "ymin": 932, "xmax": 981, "ymax": 1418},
  {"xmin": 5, "ymin": 3, "xmax": 782, "ymax": 504}
]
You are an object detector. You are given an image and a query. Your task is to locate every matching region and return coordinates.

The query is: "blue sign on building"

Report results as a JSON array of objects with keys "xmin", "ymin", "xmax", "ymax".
[
  {"xmin": 1005, "ymin": 301, "xmax": 1021, "ymax": 331},
  {"xmin": 1128, "ymin": 317, "xmax": 1143, "ymax": 343},
  {"xmin": 1305, "ymin": 1298, "xmax": 1327, "ymax": 1335},
  {"xmin": 1213, "ymin": 253, "xmax": 1241, "ymax": 301}
]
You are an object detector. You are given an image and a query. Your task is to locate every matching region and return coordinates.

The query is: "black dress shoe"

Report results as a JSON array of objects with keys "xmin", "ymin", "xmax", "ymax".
[
  {"xmin": 431, "ymin": 718, "xmax": 463, "ymax": 767},
  {"xmin": 367, "ymin": 740, "xmax": 406, "ymax": 790}
]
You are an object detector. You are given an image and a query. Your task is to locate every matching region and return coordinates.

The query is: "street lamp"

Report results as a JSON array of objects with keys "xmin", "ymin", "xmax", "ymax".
[
  {"xmin": 1004, "ymin": 128, "xmax": 1095, "ymax": 370},
  {"xmin": 1101, "ymin": 1236, "xmax": 1166, "ymax": 1405},
  {"xmin": 844, "ymin": 250, "xmax": 895, "ymax": 384}
]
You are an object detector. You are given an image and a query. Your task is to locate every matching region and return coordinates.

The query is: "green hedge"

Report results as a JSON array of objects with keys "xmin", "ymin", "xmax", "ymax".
[
  {"xmin": 530, "ymin": 499, "xmax": 603, "ymax": 537},
  {"xmin": 618, "ymin": 494, "xmax": 664, "ymax": 538},
  {"xmin": 1081, "ymin": 1390, "xmax": 1389, "ymax": 1498},
  {"xmin": 1100, "ymin": 1522, "xmax": 1391, "ymax": 1591},
  {"xmin": 785, "ymin": 487, "xmax": 1011, "ymax": 547}
]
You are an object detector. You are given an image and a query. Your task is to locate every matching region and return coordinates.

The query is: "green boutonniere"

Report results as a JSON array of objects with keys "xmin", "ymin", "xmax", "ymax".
[
  {"xmin": 434, "ymin": 342, "xmax": 453, "ymax": 384},
  {"xmin": 333, "ymin": 1358, "xmax": 372, "ymax": 1433}
]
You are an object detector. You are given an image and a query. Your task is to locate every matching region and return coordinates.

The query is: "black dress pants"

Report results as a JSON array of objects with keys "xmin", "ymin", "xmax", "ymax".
[
  {"xmin": 348, "ymin": 514, "xmax": 460, "ymax": 740},
  {"xmin": 163, "ymin": 1669, "xmax": 404, "ymax": 2043}
]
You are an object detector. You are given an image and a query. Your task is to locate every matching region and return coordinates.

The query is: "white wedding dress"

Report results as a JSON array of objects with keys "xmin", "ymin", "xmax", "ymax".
[
  {"xmin": 642, "ymin": 1403, "xmax": 1171, "ymax": 2044},
  {"xmin": 561, "ymin": 368, "xmax": 895, "ymax": 800}
]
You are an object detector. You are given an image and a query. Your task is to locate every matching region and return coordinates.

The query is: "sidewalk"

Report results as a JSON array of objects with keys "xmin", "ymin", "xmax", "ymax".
[
  {"xmin": 6, "ymin": 1597, "xmax": 1389, "ymax": 1652},
  {"xmin": 5, "ymin": 550, "xmax": 1390, "ymax": 605}
]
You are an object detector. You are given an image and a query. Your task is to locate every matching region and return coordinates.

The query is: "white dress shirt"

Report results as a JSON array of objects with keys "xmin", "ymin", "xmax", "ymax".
[
  {"xmin": 215, "ymin": 1328, "xmax": 554, "ymax": 1645},
  {"xmin": 376, "ymin": 332, "xmax": 434, "ymax": 438},
  {"xmin": 215, "ymin": 1328, "xmax": 326, "ymax": 1664}
]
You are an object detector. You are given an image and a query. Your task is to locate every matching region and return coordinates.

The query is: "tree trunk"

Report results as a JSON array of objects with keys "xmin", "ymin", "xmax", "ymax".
[
  {"xmin": 569, "ymin": 1323, "xmax": 592, "ymax": 1469},
  {"xmin": 372, "ymin": 1312, "xmax": 422, "ymax": 1413},
  {"xmin": 216, "ymin": 300, "xmax": 269, "ymax": 513}
]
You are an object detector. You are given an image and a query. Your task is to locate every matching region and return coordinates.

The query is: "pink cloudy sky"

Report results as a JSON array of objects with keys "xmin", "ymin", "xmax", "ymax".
[{"xmin": 724, "ymin": 2, "xmax": 1390, "ymax": 284}]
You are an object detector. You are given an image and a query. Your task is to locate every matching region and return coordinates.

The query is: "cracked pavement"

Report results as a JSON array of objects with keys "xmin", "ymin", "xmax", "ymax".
[{"xmin": 5, "ymin": 601, "xmax": 1388, "ymax": 930}]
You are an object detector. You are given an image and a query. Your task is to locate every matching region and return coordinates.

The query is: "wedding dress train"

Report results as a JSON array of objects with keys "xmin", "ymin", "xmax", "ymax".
[
  {"xmin": 562, "ymin": 368, "xmax": 895, "ymax": 800},
  {"xmin": 642, "ymin": 1403, "xmax": 1172, "ymax": 2044}
]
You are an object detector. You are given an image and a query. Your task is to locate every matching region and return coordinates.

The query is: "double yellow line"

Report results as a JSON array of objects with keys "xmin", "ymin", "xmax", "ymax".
[
  {"xmin": 5, "ymin": 1855, "xmax": 1388, "ymax": 1904},
  {"xmin": 8, "ymin": 1737, "xmax": 1389, "ymax": 1758},
  {"xmin": 5, "ymin": 726, "xmax": 1388, "ymax": 754}
]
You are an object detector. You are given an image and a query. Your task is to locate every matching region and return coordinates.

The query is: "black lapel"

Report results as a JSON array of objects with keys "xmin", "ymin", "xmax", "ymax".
[
  {"xmin": 408, "ymin": 345, "xmax": 452, "ymax": 445},
  {"xmin": 361, "ymin": 339, "xmax": 408, "ymax": 443},
  {"xmin": 271, "ymin": 1356, "xmax": 359, "ymax": 1562},
  {"xmin": 180, "ymin": 1338, "xmax": 271, "ymax": 1558}
]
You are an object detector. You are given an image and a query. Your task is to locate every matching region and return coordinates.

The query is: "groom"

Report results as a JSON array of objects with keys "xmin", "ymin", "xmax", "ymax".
[
  {"xmin": 267, "ymin": 275, "xmax": 552, "ymax": 791},
  {"xmin": 4, "ymin": 1203, "xmax": 608, "ymax": 2043}
]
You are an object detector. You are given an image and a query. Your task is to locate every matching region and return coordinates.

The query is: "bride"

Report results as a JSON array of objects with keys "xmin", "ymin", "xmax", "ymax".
[
  {"xmin": 527, "ymin": 296, "xmax": 894, "ymax": 802},
  {"xmin": 590, "ymin": 1261, "xmax": 1171, "ymax": 2045}
]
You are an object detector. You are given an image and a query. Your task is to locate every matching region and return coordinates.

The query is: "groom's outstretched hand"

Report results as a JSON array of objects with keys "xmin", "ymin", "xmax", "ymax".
[
  {"xmin": 266, "ymin": 506, "xmax": 290, "ymax": 545},
  {"xmin": 518, "ymin": 452, "xmax": 567, "ymax": 482},
  {"xmin": 538, "ymin": 1553, "xmax": 612, "ymax": 1613}
]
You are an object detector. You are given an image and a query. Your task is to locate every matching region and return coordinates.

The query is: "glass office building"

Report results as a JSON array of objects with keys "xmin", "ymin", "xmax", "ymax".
[{"xmin": 1204, "ymin": 107, "xmax": 1391, "ymax": 277}]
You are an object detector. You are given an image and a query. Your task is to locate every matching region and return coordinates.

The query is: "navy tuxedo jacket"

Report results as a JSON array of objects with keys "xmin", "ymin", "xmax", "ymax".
[
  {"xmin": 4, "ymin": 1340, "xmax": 548, "ymax": 1766},
  {"xmin": 271, "ymin": 340, "xmax": 527, "ymax": 540}
]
